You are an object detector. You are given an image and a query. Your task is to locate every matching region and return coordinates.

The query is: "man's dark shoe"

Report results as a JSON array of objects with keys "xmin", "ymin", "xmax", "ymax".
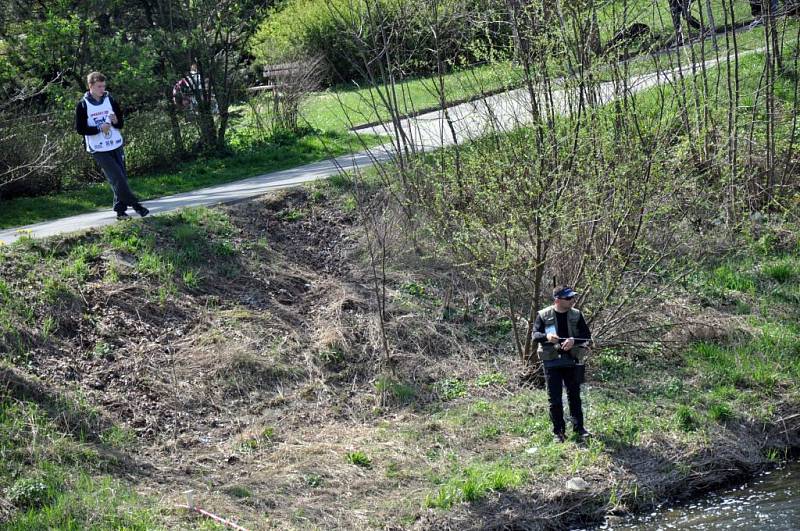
[
  {"xmin": 116, "ymin": 212, "xmax": 131, "ymax": 220},
  {"xmin": 575, "ymin": 429, "xmax": 592, "ymax": 440},
  {"xmin": 134, "ymin": 205, "xmax": 149, "ymax": 218},
  {"xmin": 553, "ymin": 432, "xmax": 566, "ymax": 443}
]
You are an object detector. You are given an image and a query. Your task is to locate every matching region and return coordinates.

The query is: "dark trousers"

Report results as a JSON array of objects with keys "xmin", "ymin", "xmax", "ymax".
[
  {"xmin": 670, "ymin": 0, "xmax": 702, "ymax": 31},
  {"xmin": 92, "ymin": 147, "xmax": 139, "ymax": 214},
  {"xmin": 544, "ymin": 365, "xmax": 584, "ymax": 435}
]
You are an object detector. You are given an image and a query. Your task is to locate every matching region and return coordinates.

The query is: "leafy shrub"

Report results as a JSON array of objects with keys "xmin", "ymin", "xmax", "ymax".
[
  {"xmin": 252, "ymin": 0, "xmax": 513, "ymax": 84},
  {"xmin": 475, "ymin": 372, "xmax": 507, "ymax": 387},
  {"xmin": 436, "ymin": 378, "xmax": 467, "ymax": 400},
  {"xmin": 490, "ymin": 318, "xmax": 513, "ymax": 335},
  {"xmin": 401, "ymin": 281, "xmax": 426, "ymax": 297},
  {"xmin": 6, "ymin": 477, "xmax": 56, "ymax": 509}
]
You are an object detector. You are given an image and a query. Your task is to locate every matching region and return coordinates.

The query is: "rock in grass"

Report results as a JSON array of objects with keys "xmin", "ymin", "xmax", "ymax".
[{"xmin": 565, "ymin": 477, "xmax": 590, "ymax": 492}]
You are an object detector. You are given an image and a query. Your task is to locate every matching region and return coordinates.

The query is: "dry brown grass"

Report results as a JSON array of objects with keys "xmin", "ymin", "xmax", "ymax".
[{"xmin": 2, "ymin": 187, "xmax": 799, "ymax": 530}]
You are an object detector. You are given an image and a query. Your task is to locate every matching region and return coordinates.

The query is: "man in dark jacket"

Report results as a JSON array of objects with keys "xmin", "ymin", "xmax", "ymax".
[
  {"xmin": 75, "ymin": 71, "xmax": 148, "ymax": 220},
  {"xmin": 532, "ymin": 286, "xmax": 592, "ymax": 442}
]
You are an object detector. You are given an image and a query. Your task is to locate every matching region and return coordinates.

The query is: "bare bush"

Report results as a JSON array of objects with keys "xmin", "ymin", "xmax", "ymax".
[
  {"xmin": 244, "ymin": 56, "xmax": 325, "ymax": 139},
  {"xmin": 0, "ymin": 111, "xmax": 67, "ymax": 199},
  {"xmin": 274, "ymin": 56, "xmax": 325, "ymax": 132},
  {"xmin": 328, "ymin": 0, "xmax": 800, "ymax": 380}
]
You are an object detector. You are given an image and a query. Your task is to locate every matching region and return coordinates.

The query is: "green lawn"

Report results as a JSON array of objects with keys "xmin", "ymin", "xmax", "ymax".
[
  {"xmin": 295, "ymin": 4, "xmax": 780, "ymax": 132},
  {"xmin": 298, "ymin": 61, "xmax": 523, "ymax": 131},
  {"xmin": 597, "ymin": 0, "xmax": 756, "ymax": 42}
]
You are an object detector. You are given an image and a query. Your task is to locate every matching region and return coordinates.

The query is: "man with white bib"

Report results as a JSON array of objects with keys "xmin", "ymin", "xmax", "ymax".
[{"xmin": 75, "ymin": 71, "xmax": 148, "ymax": 220}]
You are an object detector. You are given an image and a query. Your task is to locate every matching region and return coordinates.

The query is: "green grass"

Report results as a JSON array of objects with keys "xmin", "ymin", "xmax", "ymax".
[
  {"xmin": 5, "ymin": 474, "xmax": 162, "ymax": 530},
  {"xmin": 597, "ymin": 0, "xmax": 755, "ymax": 43},
  {"xmin": 2, "ymin": 10, "xmax": 791, "ymax": 234},
  {"xmin": 1, "ymin": 205, "xmax": 798, "ymax": 526},
  {"xmin": 294, "ymin": 1, "xmax": 779, "ymax": 134},
  {"xmin": 299, "ymin": 62, "xmax": 523, "ymax": 132},
  {"xmin": 375, "ymin": 377, "xmax": 417, "ymax": 403},
  {"xmin": 409, "ymin": 250, "xmax": 799, "ymax": 511},
  {"xmin": 0, "ymin": 206, "xmax": 246, "ymax": 359},
  {"xmin": 599, "ymin": 20, "xmax": 785, "ymax": 81},
  {"xmin": 0, "ymin": 130, "xmax": 382, "ymax": 230},
  {"xmin": 762, "ymin": 257, "xmax": 799, "ymax": 283},
  {"xmin": 424, "ymin": 461, "xmax": 525, "ymax": 509},
  {"xmin": 436, "ymin": 378, "xmax": 467, "ymax": 401},
  {"xmin": 475, "ymin": 372, "xmax": 507, "ymax": 388},
  {"xmin": 0, "ymin": 397, "xmax": 163, "ymax": 529}
]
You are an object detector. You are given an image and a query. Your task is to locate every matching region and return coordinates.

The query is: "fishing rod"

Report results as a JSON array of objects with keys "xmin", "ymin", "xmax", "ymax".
[{"xmin": 551, "ymin": 337, "xmax": 594, "ymax": 345}]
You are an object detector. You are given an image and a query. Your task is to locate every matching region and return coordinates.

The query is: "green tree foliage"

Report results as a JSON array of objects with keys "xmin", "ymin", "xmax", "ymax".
[
  {"xmin": 251, "ymin": 0, "xmax": 514, "ymax": 84},
  {"xmin": 0, "ymin": 0, "xmax": 271, "ymax": 199},
  {"xmin": 0, "ymin": 1, "xmax": 162, "ymax": 107},
  {"xmin": 141, "ymin": 0, "xmax": 269, "ymax": 150}
]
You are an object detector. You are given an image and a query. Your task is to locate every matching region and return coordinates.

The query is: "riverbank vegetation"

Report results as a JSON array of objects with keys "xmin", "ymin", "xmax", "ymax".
[
  {"xmin": 1, "ymin": 1, "xmax": 800, "ymax": 529},
  {"xmin": 0, "ymin": 183, "xmax": 797, "ymax": 529}
]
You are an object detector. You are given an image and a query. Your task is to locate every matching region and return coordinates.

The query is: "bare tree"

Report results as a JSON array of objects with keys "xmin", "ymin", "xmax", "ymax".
[{"xmin": 0, "ymin": 83, "xmax": 66, "ymax": 198}]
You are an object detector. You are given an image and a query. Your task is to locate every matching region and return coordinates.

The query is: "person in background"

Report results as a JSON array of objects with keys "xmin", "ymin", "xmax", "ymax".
[
  {"xmin": 669, "ymin": 0, "xmax": 702, "ymax": 44},
  {"xmin": 75, "ymin": 71, "xmax": 148, "ymax": 220},
  {"xmin": 173, "ymin": 63, "xmax": 201, "ymax": 110},
  {"xmin": 749, "ymin": 1, "xmax": 781, "ymax": 28},
  {"xmin": 532, "ymin": 286, "xmax": 592, "ymax": 443}
]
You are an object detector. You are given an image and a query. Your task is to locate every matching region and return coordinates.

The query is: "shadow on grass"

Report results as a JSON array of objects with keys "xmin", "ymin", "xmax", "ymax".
[{"xmin": 0, "ymin": 366, "xmax": 157, "ymax": 478}]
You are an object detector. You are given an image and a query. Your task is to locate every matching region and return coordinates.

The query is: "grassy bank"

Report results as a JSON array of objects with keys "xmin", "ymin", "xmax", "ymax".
[
  {"xmin": 0, "ymin": 393, "xmax": 164, "ymax": 529},
  {"xmin": 0, "ymin": 178, "xmax": 798, "ymax": 528},
  {"xmin": 1, "ymin": 10, "xmax": 799, "ymax": 530},
  {"xmin": 298, "ymin": 62, "xmax": 523, "ymax": 132},
  {"xmin": 597, "ymin": 0, "xmax": 756, "ymax": 43}
]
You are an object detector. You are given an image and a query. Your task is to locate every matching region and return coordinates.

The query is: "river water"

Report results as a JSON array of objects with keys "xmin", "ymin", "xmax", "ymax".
[{"xmin": 599, "ymin": 461, "xmax": 800, "ymax": 530}]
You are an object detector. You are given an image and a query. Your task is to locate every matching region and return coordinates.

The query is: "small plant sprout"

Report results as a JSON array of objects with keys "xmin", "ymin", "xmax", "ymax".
[{"xmin": 346, "ymin": 450, "xmax": 372, "ymax": 468}]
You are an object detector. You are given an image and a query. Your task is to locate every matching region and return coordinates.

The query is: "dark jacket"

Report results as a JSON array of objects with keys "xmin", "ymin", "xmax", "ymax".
[
  {"xmin": 75, "ymin": 92, "xmax": 124, "ymax": 137},
  {"xmin": 532, "ymin": 305, "xmax": 591, "ymax": 367}
]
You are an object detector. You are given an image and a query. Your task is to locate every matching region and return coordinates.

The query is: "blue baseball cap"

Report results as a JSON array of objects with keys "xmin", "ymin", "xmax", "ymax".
[{"xmin": 553, "ymin": 287, "xmax": 577, "ymax": 299}]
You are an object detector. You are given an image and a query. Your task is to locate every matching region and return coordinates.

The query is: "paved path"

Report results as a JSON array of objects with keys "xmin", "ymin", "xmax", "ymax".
[
  {"xmin": 358, "ymin": 49, "xmax": 762, "ymax": 148},
  {"xmin": 0, "ymin": 147, "xmax": 393, "ymax": 245},
  {"xmin": 0, "ymin": 48, "xmax": 760, "ymax": 245}
]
